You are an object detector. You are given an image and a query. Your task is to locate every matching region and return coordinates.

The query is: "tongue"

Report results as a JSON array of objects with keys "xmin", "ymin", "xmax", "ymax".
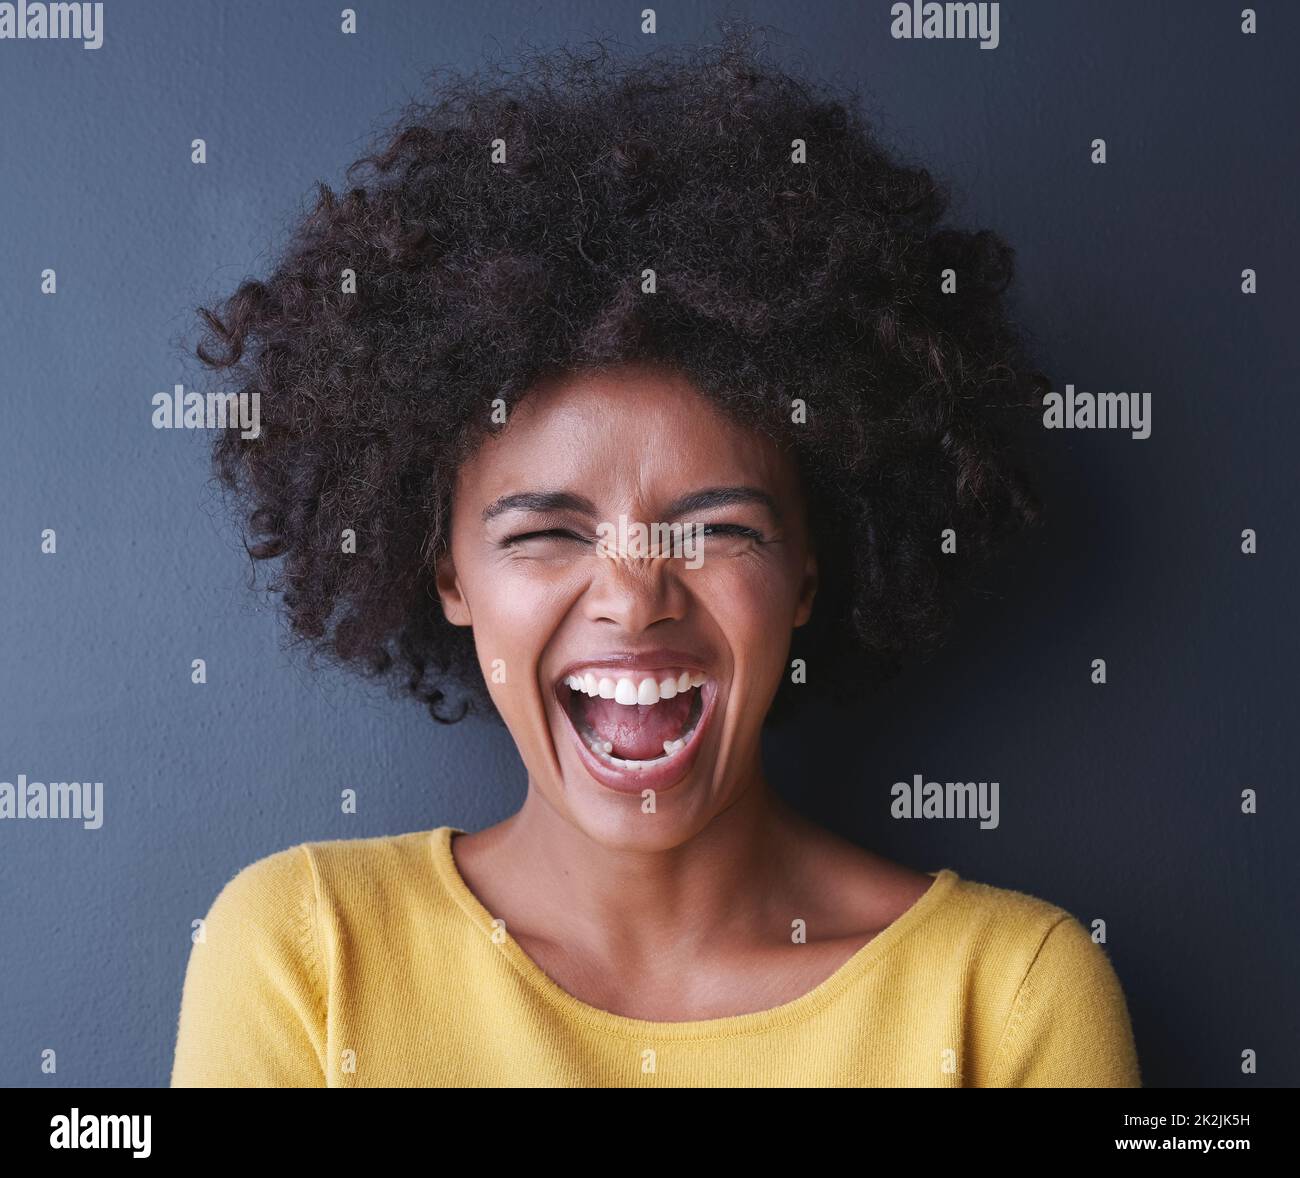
[{"xmin": 577, "ymin": 692, "xmax": 693, "ymax": 761}]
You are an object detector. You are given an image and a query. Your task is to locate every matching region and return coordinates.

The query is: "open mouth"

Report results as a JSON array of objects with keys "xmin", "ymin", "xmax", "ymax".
[
  {"xmin": 561, "ymin": 669, "xmax": 707, "ymax": 767},
  {"xmin": 554, "ymin": 668, "xmax": 715, "ymax": 788}
]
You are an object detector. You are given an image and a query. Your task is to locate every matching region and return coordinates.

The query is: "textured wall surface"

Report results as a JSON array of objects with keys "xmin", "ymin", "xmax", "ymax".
[{"xmin": 0, "ymin": 0, "xmax": 1295, "ymax": 1088}]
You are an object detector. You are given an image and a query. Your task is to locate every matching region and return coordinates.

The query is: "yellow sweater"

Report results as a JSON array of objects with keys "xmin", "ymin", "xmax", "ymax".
[{"xmin": 171, "ymin": 826, "xmax": 1141, "ymax": 1087}]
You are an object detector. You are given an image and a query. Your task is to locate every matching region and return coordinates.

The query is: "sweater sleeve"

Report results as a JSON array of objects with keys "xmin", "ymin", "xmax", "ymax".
[
  {"xmin": 987, "ymin": 914, "xmax": 1142, "ymax": 1088},
  {"xmin": 170, "ymin": 845, "xmax": 328, "ymax": 1087}
]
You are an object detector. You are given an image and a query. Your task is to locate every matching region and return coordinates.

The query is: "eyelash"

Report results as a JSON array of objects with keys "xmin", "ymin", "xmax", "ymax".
[{"xmin": 502, "ymin": 524, "xmax": 764, "ymax": 546}]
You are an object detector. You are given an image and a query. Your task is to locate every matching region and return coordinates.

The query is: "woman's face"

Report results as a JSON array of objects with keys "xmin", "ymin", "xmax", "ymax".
[{"xmin": 436, "ymin": 364, "xmax": 817, "ymax": 848}]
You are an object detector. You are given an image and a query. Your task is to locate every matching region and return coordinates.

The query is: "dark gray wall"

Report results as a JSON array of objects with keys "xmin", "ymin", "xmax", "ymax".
[{"xmin": 1, "ymin": 0, "xmax": 1294, "ymax": 1088}]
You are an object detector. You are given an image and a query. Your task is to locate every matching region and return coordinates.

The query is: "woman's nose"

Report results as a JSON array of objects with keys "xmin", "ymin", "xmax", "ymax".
[{"xmin": 582, "ymin": 544, "xmax": 690, "ymax": 632}]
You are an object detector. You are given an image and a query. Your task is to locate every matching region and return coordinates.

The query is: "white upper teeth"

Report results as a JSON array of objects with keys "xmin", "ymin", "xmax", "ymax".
[{"xmin": 563, "ymin": 669, "xmax": 707, "ymax": 706}]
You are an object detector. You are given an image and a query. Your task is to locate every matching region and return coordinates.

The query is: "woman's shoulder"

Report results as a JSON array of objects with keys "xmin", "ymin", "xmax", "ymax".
[
  {"xmin": 173, "ymin": 826, "xmax": 460, "ymax": 1087},
  {"xmin": 929, "ymin": 871, "xmax": 1142, "ymax": 1086},
  {"xmin": 804, "ymin": 827, "xmax": 1080, "ymax": 958},
  {"xmin": 857, "ymin": 857, "xmax": 1135, "ymax": 1023},
  {"xmin": 941, "ymin": 870, "xmax": 1089, "ymax": 940},
  {"xmin": 926, "ymin": 869, "xmax": 1121, "ymax": 985},
  {"xmin": 205, "ymin": 826, "xmax": 453, "ymax": 920}
]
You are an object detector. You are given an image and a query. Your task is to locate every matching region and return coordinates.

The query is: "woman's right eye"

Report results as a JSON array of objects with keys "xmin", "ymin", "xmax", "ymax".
[{"xmin": 505, "ymin": 529, "xmax": 587, "ymax": 545}]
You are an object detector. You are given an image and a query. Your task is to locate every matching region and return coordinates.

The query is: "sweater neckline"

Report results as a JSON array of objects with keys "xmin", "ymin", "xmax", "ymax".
[{"xmin": 429, "ymin": 825, "xmax": 960, "ymax": 1040}]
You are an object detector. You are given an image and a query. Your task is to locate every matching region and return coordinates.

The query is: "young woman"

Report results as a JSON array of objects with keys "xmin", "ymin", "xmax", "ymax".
[{"xmin": 171, "ymin": 25, "xmax": 1141, "ymax": 1088}]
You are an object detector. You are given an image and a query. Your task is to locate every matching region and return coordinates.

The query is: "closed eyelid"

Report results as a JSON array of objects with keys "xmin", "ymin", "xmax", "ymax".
[
  {"xmin": 501, "ymin": 522, "xmax": 763, "ymax": 550},
  {"xmin": 481, "ymin": 487, "xmax": 781, "ymax": 526},
  {"xmin": 503, "ymin": 527, "xmax": 590, "ymax": 542}
]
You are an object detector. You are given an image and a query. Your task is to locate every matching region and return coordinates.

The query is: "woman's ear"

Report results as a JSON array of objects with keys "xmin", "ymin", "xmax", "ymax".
[
  {"xmin": 793, "ymin": 548, "xmax": 818, "ymax": 628},
  {"xmin": 434, "ymin": 548, "xmax": 472, "ymax": 627}
]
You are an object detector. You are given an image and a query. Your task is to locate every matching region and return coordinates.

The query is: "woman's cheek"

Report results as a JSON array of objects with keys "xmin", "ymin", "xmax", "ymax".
[
  {"xmin": 693, "ymin": 556, "xmax": 792, "ymax": 631},
  {"xmin": 461, "ymin": 564, "xmax": 551, "ymax": 692},
  {"xmin": 493, "ymin": 557, "xmax": 578, "ymax": 611},
  {"xmin": 698, "ymin": 562, "xmax": 799, "ymax": 690}
]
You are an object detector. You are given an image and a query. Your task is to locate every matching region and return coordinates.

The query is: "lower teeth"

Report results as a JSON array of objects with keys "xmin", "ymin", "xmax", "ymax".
[
  {"xmin": 583, "ymin": 702, "xmax": 701, "ymax": 769},
  {"xmin": 592, "ymin": 738, "xmax": 681, "ymax": 766},
  {"xmin": 588, "ymin": 731, "xmax": 692, "ymax": 768}
]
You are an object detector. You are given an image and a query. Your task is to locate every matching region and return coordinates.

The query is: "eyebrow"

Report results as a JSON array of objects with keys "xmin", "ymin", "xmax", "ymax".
[{"xmin": 481, "ymin": 486, "xmax": 781, "ymax": 523}]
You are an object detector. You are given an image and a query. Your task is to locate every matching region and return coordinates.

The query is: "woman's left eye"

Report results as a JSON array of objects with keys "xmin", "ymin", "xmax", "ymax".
[{"xmin": 701, "ymin": 524, "xmax": 763, "ymax": 540}]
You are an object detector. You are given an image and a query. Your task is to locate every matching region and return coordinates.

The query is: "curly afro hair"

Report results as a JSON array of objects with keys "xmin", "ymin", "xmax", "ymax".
[{"xmin": 193, "ymin": 20, "xmax": 1045, "ymax": 727}]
